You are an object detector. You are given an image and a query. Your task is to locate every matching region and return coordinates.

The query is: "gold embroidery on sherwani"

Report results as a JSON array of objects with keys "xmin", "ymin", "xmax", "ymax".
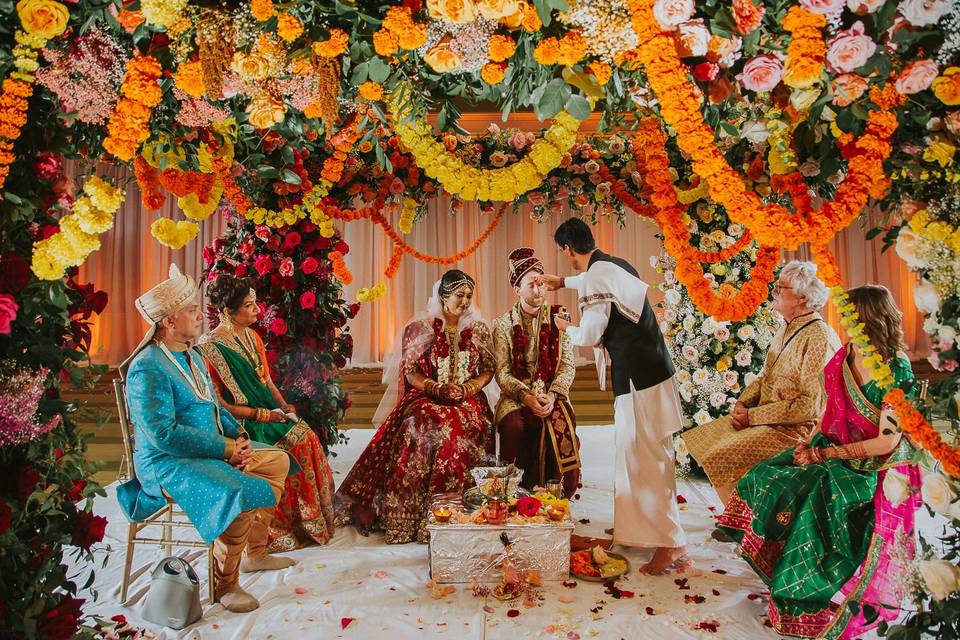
[{"xmin": 684, "ymin": 315, "xmax": 840, "ymax": 489}]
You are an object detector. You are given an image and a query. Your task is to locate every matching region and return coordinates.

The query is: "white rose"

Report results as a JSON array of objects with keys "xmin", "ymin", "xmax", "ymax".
[
  {"xmin": 737, "ymin": 325, "xmax": 755, "ymax": 340},
  {"xmin": 741, "ymin": 120, "xmax": 771, "ymax": 145},
  {"xmin": 701, "ymin": 318, "xmax": 717, "ymax": 335},
  {"xmin": 922, "ymin": 471, "xmax": 958, "ymax": 515},
  {"xmin": 710, "ymin": 392, "xmax": 728, "ymax": 408},
  {"xmin": 735, "ymin": 350, "xmax": 753, "ymax": 366},
  {"xmin": 664, "ymin": 271, "xmax": 677, "ymax": 284},
  {"xmin": 714, "ymin": 326, "xmax": 731, "ymax": 342},
  {"xmin": 664, "ymin": 308, "xmax": 678, "ymax": 323},
  {"xmin": 723, "ymin": 371, "xmax": 739, "ymax": 387},
  {"xmin": 899, "ymin": 0, "xmax": 952, "ymax": 26},
  {"xmin": 678, "ymin": 19, "xmax": 710, "ymax": 57},
  {"xmin": 693, "ymin": 409, "xmax": 712, "ymax": 425},
  {"xmin": 744, "ymin": 372, "xmax": 759, "ymax": 387},
  {"xmin": 924, "ymin": 315, "xmax": 941, "ymax": 334},
  {"xmin": 692, "ymin": 368, "xmax": 710, "ymax": 384},
  {"xmin": 653, "ymin": 0, "xmax": 695, "ymax": 29},
  {"xmin": 677, "ymin": 369, "xmax": 692, "ymax": 384},
  {"xmin": 915, "ymin": 280, "xmax": 942, "ymax": 314},
  {"xmin": 682, "ymin": 345, "xmax": 699, "ymax": 362},
  {"xmin": 649, "ymin": 255, "xmax": 660, "ymax": 268},
  {"xmin": 674, "ymin": 436, "xmax": 690, "ymax": 465},
  {"xmin": 683, "ymin": 316, "xmax": 696, "ymax": 331},
  {"xmin": 919, "ymin": 560, "xmax": 960, "ymax": 601},
  {"xmin": 679, "ymin": 382, "xmax": 694, "ymax": 401},
  {"xmin": 666, "ymin": 289, "xmax": 683, "ymax": 306},
  {"xmin": 882, "ymin": 469, "xmax": 912, "ymax": 508},
  {"xmin": 895, "ymin": 228, "xmax": 926, "ymax": 270},
  {"xmin": 938, "ymin": 325, "xmax": 957, "ymax": 343}
]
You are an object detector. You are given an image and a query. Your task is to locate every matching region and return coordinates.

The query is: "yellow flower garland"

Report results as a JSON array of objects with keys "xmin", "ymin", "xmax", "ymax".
[
  {"xmin": 151, "ymin": 218, "xmax": 200, "ymax": 249},
  {"xmin": 398, "ymin": 196, "xmax": 416, "ymax": 234},
  {"xmin": 388, "ymin": 91, "xmax": 583, "ymax": 202},
  {"xmin": 357, "ymin": 281, "xmax": 387, "ymax": 302}
]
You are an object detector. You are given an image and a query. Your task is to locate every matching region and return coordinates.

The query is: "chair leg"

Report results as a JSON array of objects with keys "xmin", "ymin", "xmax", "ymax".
[
  {"xmin": 208, "ymin": 545, "xmax": 216, "ymax": 602},
  {"xmin": 121, "ymin": 522, "xmax": 137, "ymax": 603},
  {"xmin": 163, "ymin": 508, "xmax": 173, "ymax": 556}
]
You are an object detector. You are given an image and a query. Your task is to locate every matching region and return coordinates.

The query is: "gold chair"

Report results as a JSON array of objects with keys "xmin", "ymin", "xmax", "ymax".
[{"xmin": 114, "ymin": 378, "xmax": 215, "ymax": 603}]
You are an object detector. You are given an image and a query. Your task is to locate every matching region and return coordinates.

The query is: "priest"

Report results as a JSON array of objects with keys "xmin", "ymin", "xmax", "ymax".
[{"xmin": 544, "ymin": 219, "xmax": 687, "ymax": 575}]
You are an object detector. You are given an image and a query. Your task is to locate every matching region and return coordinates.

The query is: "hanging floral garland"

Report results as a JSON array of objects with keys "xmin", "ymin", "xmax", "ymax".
[
  {"xmin": 388, "ymin": 90, "xmax": 583, "ymax": 202},
  {"xmin": 884, "ymin": 388, "xmax": 960, "ymax": 478},
  {"xmin": 102, "ymin": 55, "xmax": 164, "ymax": 161},
  {"xmin": 626, "ymin": 0, "xmax": 903, "ymax": 250}
]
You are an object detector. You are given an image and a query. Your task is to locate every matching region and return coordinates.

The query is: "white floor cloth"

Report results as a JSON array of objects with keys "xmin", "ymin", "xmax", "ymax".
[{"xmin": 73, "ymin": 425, "xmax": 928, "ymax": 639}]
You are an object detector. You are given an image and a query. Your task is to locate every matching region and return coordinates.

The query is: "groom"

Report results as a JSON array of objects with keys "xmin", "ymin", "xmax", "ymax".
[{"xmin": 544, "ymin": 219, "xmax": 687, "ymax": 574}]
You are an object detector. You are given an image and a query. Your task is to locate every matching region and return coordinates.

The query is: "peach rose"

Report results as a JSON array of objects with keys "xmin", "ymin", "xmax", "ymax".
[
  {"xmin": 231, "ymin": 51, "xmax": 272, "ymax": 81},
  {"xmin": 708, "ymin": 35, "xmax": 743, "ymax": 68},
  {"xmin": 17, "ymin": 0, "xmax": 69, "ymax": 40},
  {"xmin": 831, "ymin": 73, "xmax": 868, "ymax": 106},
  {"xmin": 424, "ymin": 40, "xmax": 462, "ymax": 73},
  {"xmin": 899, "ymin": 0, "xmax": 951, "ymax": 27},
  {"xmin": 653, "ymin": 0, "xmax": 695, "ymax": 30},
  {"xmin": 499, "ymin": 0, "xmax": 527, "ymax": 28},
  {"xmin": 846, "ymin": 0, "xmax": 883, "ymax": 13},
  {"xmin": 678, "ymin": 19, "xmax": 710, "ymax": 57},
  {"xmin": 476, "ymin": 0, "xmax": 520, "ymax": 19},
  {"xmin": 736, "ymin": 55, "xmax": 784, "ymax": 92},
  {"xmin": 799, "ymin": 0, "xmax": 844, "ymax": 13},
  {"xmin": 427, "ymin": 0, "xmax": 477, "ymax": 24},
  {"xmin": 944, "ymin": 111, "xmax": 960, "ymax": 136},
  {"xmin": 826, "ymin": 21, "xmax": 877, "ymax": 73},
  {"xmin": 897, "ymin": 59, "xmax": 939, "ymax": 94},
  {"xmin": 246, "ymin": 94, "xmax": 286, "ymax": 130}
]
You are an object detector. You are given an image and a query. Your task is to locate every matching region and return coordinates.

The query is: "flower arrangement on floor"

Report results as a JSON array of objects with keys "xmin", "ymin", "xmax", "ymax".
[{"xmin": 205, "ymin": 210, "xmax": 359, "ymax": 449}]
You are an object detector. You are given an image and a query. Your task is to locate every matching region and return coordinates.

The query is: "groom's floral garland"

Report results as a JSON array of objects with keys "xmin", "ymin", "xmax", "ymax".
[
  {"xmin": 626, "ymin": 0, "xmax": 903, "ymax": 250},
  {"xmin": 511, "ymin": 309, "xmax": 556, "ymax": 396}
]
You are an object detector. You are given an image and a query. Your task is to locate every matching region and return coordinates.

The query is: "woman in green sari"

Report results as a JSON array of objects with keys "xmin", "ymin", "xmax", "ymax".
[
  {"xmin": 199, "ymin": 275, "xmax": 336, "ymax": 552},
  {"xmin": 717, "ymin": 285, "xmax": 920, "ymax": 639}
]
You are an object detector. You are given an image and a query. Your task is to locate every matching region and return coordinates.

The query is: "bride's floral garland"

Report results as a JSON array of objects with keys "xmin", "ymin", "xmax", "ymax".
[
  {"xmin": 433, "ymin": 318, "xmax": 474, "ymax": 385},
  {"xmin": 626, "ymin": 0, "xmax": 903, "ymax": 250},
  {"xmin": 388, "ymin": 91, "xmax": 582, "ymax": 202}
]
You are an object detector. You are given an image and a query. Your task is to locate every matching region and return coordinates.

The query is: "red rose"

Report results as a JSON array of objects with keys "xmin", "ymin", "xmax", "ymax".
[
  {"xmin": 301, "ymin": 257, "xmax": 319, "ymax": 275},
  {"xmin": 37, "ymin": 595, "xmax": 85, "ymax": 640},
  {"xmin": 71, "ymin": 510, "xmax": 107, "ymax": 549},
  {"xmin": 270, "ymin": 318, "xmax": 288, "ymax": 335},
  {"xmin": 283, "ymin": 232, "xmax": 302, "ymax": 251},
  {"xmin": 18, "ymin": 465, "xmax": 40, "ymax": 500},
  {"xmin": 300, "ymin": 291, "xmax": 316, "ymax": 309},
  {"xmin": 66, "ymin": 480, "xmax": 88, "ymax": 502},
  {"xmin": 253, "ymin": 255, "xmax": 274, "ymax": 276},
  {"xmin": 516, "ymin": 496, "xmax": 542, "ymax": 517},
  {"xmin": 301, "ymin": 221, "xmax": 317, "ymax": 233},
  {"xmin": 234, "ymin": 264, "xmax": 249, "ymax": 277},
  {"xmin": 202, "ymin": 246, "xmax": 215, "ymax": 266},
  {"xmin": 402, "ymin": 0, "xmax": 423, "ymax": 10},
  {"xmin": 317, "ymin": 238, "xmax": 331, "ymax": 250},
  {"xmin": 33, "ymin": 152, "xmax": 63, "ymax": 181},
  {"xmin": 38, "ymin": 224, "xmax": 60, "ymax": 241},
  {"xmin": 267, "ymin": 237, "xmax": 281, "ymax": 251},
  {"xmin": 0, "ymin": 254, "xmax": 30, "ymax": 294},
  {"xmin": 334, "ymin": 240, "xmax": 349, "ymax": 255},
  {"xmin": 0, "ymin": 500, "xmax": 11, "ymax": 534},
  {"xmin": 349, "ymin": 302, "xmax": 361, "ymax": 318}
]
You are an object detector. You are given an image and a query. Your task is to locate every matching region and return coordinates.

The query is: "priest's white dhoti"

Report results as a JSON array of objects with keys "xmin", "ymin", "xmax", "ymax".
[{"xmin": 611, "ymin": 377, "xmax": 686, "ymax": 548}]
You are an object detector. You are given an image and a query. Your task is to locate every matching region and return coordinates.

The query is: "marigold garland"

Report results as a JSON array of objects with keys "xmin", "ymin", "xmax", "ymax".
[
  {"xmin": 626, "ymin": 0, "xmax": 902, "ymax": 250},
  {"xmin": 151, "ymin": 218, "xmax": 200, "ymax": 249},
  {"xmin": 102, "ymin": 55, "xmax": 163, "ymax": 161},
  {"xmin": 389, "ymin": 90, "xmax": 582, "ymax": 202},
  {"xmin": 781, "ymin": 7, "xmax": 826, "ymax": 89},
  {"xmin": 884, "ymin": 388, "xmax": 960, "ymax": 478},
  {"xmin": 328, "ymin": 250, "xmax": 353, "ymax": 285}
]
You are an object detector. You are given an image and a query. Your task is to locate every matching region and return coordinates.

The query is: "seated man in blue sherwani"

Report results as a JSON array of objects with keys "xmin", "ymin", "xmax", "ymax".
[{"xmin": 118, "ymin": 264, "xmax": 295, "ymax": 613}]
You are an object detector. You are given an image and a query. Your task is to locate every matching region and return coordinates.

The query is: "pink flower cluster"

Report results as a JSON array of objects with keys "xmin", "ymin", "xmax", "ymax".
[
  {"xmin": 174, "ymin": 88, "xmax": 231, "ymax": 128},
  {"xmin": 36, "ymin": 27, "xmax": 128, "ymax": 125},
  {"xmin": 0, "ymin": 366, "xmax": 62, "ymax": 447}
]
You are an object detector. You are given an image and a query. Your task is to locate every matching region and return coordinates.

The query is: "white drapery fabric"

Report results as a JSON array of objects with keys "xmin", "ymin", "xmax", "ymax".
[{"xmin": 75, "ymin": 177, "xmax": 927, "ymax": 366}]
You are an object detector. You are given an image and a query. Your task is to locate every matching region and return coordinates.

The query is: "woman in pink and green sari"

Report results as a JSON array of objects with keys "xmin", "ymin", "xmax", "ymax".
[{"xmin": 717, "ymin": 285, "xmax": 920, "ymax": 639}]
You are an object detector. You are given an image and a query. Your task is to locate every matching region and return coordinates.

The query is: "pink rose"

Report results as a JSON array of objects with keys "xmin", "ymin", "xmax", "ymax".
[
  {"xmin": 831, "ymin": 73, "xmax": 868, "ymax": 106},
  {"xmin": 896, "ymin": 59, "xmax": 939, "ymax": 94},
  {"xmin": 270, "ymin": 318, "xmax": 288, "ymax": 335},
  {"xmin": 944, "ymin": 359, "xmax": 959, "ymax": 372},
  {"xmin": 596, "ymin": 182, "xmax": 612, "ymax": 199},
  {"xmin": 846, "ymin": 0, "xmax": 883, "ymax": 13},
  {"xmin": 0, "ymin": 294, "xmax": 18, "ymax": 334},
  {"xmin": 799, "ymin": 0, "xmax": 844, "ymax": 13},
  {"xmin": 584, "ymin": 160, "xmax": 600, "ymax": 174},
  {"xmin": 508, "ymin": 132, "xmax": 527, "ymax": 151},
  {"xmin": 255, "ymin": 226, "xmax": 271, "ymax": 242},
  {"xmin": 736, "ymin": 55, "xmax": 784, "ymax": 92},
  {"xmin": 300, "ymin": 291, "xmax": 316, "ymax": 309},
  {"xmin": 693, "ymin": 61, "xmax": 720, "ymax": 81},
  {"xmin": 653, "ymin": 0, "xmax": 694, "ymax": 29},
  {"xmin": 253, "ymin": 255, "xmax": 274, "ymax": 276},
  {"xmin": 389, "ymin": 177, "xmax": 405, "ymax": 195},
  {"xmin": 489, "ymin": 151, "xmax": 508, "ymax": 167},
  {"xmin": 944, "ymin": 111, "xmax": 960, "ymax": 137},
  {"xmin": 826, "ymin": 22, "xmax": 877, "ymax": 74},
  {"xmin": 279, "ymin": 257, "xmax": 294, "ymax": 277},
  {"xmin": 301, "ymin": 257, "xmax": 319, "ymax": 274}
]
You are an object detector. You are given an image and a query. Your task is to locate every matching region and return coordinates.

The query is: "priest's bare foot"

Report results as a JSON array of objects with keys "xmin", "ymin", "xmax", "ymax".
[
  {"xmin": 639, "ymin": 546, "xmax": 689, "ymax": 575},
  {"xmin": 216, "ymin": 584, "xmax": 259, "ymax": 612},
  {"xmin": 240, "ymin": 554, "xmax": 297, "ymax": 573}
]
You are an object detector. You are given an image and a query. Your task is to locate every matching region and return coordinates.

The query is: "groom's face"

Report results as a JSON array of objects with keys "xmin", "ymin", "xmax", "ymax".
[{"xmin": 516, "ymin": 271, "xmax": 545, "ymax": 308}]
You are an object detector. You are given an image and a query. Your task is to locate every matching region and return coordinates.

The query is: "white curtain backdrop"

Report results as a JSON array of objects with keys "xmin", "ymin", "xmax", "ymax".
[{"xmin": 75, "ymin": 176, "xmax": 928, "ymax": 367}]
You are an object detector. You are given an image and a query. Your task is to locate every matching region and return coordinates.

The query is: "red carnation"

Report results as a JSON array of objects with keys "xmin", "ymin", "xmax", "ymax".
[
  {"xmin": 516, "ymin": 496, "xmax": 542, "ymax": 517},
  {"xmin": 300, "ymin": 291, "xmax": 316, "ymax": 309},
  {"xmin": 37, "ymin": 595, "xmax": 85, "ymax": 640},
  {"xmin": 693, "ymin": 62, "xmax": 719, "ymax": 82},
  {"xmin": 270, "ymin": 318, "xmax": 288, "ymax": 335},
  {"xmin": 71, "ymin": 510, "xmax": 107, "ymax": 549},
  {"xmin": 301, "ymin": 257, "xmax": 319, "ymax": 275},
  {"xmin": 0, "ymin": 500, "xmax": 11, "ymax": 534}
]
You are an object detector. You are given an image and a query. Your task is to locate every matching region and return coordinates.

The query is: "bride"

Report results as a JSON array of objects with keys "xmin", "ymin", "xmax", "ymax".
[{"xmin": 335, "ymin": 269, "xmax": 495, "ymax": 543}]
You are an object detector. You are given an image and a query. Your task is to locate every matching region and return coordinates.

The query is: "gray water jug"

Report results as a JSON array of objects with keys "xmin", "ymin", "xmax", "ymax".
[{"xmin": 141, "ymin": 556, "xmax": 203, "ymax": 629}]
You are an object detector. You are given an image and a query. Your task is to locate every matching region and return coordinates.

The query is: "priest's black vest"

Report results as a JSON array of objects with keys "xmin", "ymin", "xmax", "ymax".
[{"xmin": 588, "ymin": 252, "xmax": 675, "ymax": 396}]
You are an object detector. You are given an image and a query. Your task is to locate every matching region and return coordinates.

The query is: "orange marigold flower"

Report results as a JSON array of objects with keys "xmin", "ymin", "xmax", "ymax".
[
  {"xmin": 117, "ymin": 9, "xmax": 145, "ymax": 32},
  {"xmin": 358, "ymin": 81, "xmax": 384, "ymax": 101},
  {"xmin": 488, "ymin": 34, "xmax": 516, "ymax": 62},
  {"xmin": 382, "ymin": 6, "xmax": 415, "ymax": 33},
  {"xmin": 174, "ymin": 59, "xmax": 206, "ymax": 98},
  {"xmin": 534, "ymin": 37, "xmax": 560, "ymax": 65},
  {"xmin": 397, "ymin": 22, "xmax": 428, "ymax": 50},
  {"xmin": 556, "ymin": 32, "xmax": 587, "ymax": 66},
  {"xmin": 481, "ymin": 61, "xmax": 508, "ymax": 84},
  {"xmin": 588, "ymin": 61, "xmax": 612, "ymax": 85},
  {"xmin": 276, "ymin": 12, "xmax": 304, "ymax": 41},
  {"xmin": 522, "ymin": 3, "xmax": 542, "ymax": 31},
  {"xmin": 373, "ymin": 29, "xmax": 399, "ymax": 56},
  {"xmin": 313, "ymin": 28, "xmax": 349, "ymax": 57},
  {"xmin": 250, "ymin": 0, "xmax": 275, "ymax": 21}
]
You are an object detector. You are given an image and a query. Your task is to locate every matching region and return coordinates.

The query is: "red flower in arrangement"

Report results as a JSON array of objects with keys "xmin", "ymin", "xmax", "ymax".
[
  {"xmin": 0, "ymin": 500, "xmax": 11, "ymax": 535},
  {"xmin": 234, "ymin": 264, "xmax": 249, "ymax": 277},
  {"xmin": 18, "ymin": 465, "xmax": 40, "ymax": 500},
  {"xmin": 301, "ymin": 256, "xmax": 320, "ymax": 274},
  {"xmin": 0, "ymin": 254, "xmax": 31, "ymax": 294},
  {"xmin": 270, "ymin": 318, "xmax": 288, "ymax": 336},
  {"xmin": 693, "ymin": 62, "xmax": 719, "ymax": 82},
  {"xmin": 202, "ymin": 246, "xmax": 216, "ymax": 266},
  {"xmin": 283, "ymin": 232, "xmax": 302, "ymax": 251},
  {"xmin": 33, "ymin": 152, "xmax": 64, "ymax": 181},
  {"xmin": 348, "ymin": 303, "xmax": 361, "ymax": 318},
  {"xmin": 334, "ymin": 240, "xmax": 349, "ymax": 255},
  {"xmin": 36, "ymin": 224, "xmax": 61, "ymax": 241},
  {"xmin": 279, "ymin": 258, "xmax": 295, "ymax": 277},
  {"xmin": 65, "ymin": 480, "xmax": 88, "ymax": 503},
  {"xmin": 516, "ymin": 496, "xmax": 542, "ymax": 517},
  {"xmin": 300, "ymin": 291, "xmax": 316, "ymax": 310},
  {"xmin": 0, "ymin": 294, "xmax": 19, "ymax": 336},
  {"xmin": 37, "ymin": 595, "xmax": 85, "ymax": 640},
  {"xmin": 254, "ymin": 255, "xmax": 274, "ymax": 276},
  {"xmin": 71, "ymin": 510, "xmax": 107, "ymax": 549}
]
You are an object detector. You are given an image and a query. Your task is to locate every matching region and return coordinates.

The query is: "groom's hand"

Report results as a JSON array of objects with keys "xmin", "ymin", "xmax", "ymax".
[{"xmin": 541, "ymin": 274, "xmax": 563, "ymax": 291}]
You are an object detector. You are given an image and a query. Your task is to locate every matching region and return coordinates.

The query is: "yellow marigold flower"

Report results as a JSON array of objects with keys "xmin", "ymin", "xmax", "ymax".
[
  {"xmin": 276, "ymin": 12, "xmax": 303, "ymax": 41},
  {"xmin": 481, "ymin": 61, "xmax": 508, "ymax": 84},
  {"xmin": 31, "ymin": 241, "xmax": 66, "ymax": 281},
  {"xmin": 373, "ymin": 29, "xmax": 399, "ymax": 56},
  {"xmin": 358, "ymin": 81, "xmax": 384, "ymax": 101},
  {"xmin": 314, "ymin": 28, "xmax": 349, "ymax": 57},
  {"xmin": 250, "ymin": 0, "xmax": 275, "ymax": 21},
  {"xmin": 151, "ymin": 218, "xmax": 199, "ymax": 249},
  {"xmin": 932, "ymin": 67, "xmax": 960, "ymax": 106},
  {"xmin": 140, "ymin": 0, "xmax": 187, "ymax": 29},
  {"xmin": 82, "ymin": 175, "xmax": 125, "ymax": 212},
  {"xmin": 488, "ymin": 34, "xmax": 516, "ymax": 62}
]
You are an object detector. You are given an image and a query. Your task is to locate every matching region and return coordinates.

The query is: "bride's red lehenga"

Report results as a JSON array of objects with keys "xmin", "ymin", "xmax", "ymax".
[{"xmin": 335, "ymin": 317, "xmax": 495, "ymax": 543}]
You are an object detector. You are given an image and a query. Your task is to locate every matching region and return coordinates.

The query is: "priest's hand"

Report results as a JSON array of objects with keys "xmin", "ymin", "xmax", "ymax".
[
  {"xmin": 541, "ymin": 274, "xmax": 564, "ymax": 291},
  {"xmin": 554, "ymin": 315, "xmax": 573, "ymax": 332}
]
